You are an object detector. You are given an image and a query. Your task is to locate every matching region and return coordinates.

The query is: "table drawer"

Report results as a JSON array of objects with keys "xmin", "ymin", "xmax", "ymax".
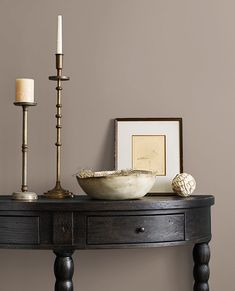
[
  {"xmin": 0, "ymin": 216, "xmax": 39, "ymax": 245},
  {"xmin": 87, "ymin": 214, "xmax": 185, "ymax": 245}
]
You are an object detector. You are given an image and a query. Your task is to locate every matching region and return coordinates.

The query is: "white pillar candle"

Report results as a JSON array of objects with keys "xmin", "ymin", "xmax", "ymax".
[
  {"xmin": 57, "ymin": 15, "xmax": 62, "ymax": 54},
  {"xmin": 15, "ymin": 79, "xmax": 34, "ymax": 103}
]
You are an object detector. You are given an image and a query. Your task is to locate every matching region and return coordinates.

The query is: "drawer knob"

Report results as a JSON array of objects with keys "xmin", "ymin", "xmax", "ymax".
[{"xmin": 136, "ymin": 227, "xmax": 145, "ymax": 233}]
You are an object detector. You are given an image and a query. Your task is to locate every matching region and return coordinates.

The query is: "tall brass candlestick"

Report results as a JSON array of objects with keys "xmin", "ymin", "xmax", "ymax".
[
  {"xmin": 12, "ymin": 102, "xmax": 37, "ymax": 201},
  {"xmin": 45, "ymin": 54, "xmax": 73, "ymax": 199}
]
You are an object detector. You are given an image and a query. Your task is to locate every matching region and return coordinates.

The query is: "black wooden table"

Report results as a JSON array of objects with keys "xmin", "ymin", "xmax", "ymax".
[{"xmin": 0, "ymin": 195, "xmax": 214, "ymax": 291}]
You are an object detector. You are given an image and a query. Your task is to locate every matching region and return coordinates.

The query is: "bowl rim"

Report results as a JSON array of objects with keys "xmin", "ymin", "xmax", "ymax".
[{"xmin": 76, "ymin": 169, "xmax": 156, "ymax": 179}]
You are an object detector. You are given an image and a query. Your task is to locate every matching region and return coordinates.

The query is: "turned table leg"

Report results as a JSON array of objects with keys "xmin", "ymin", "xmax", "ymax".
[
  {"xmin": 54, "ymin": 250, "xmax": 74, "ymax": 291},
  {"xmin": 193, "ymin": 243, "xmax": 210, "ymax": 291}
]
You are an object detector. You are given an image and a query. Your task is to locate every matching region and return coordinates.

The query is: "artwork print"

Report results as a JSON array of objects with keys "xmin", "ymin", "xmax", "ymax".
[{"xmin": 132, "ymin": 135, "xmax": 166, "ymax": 176}]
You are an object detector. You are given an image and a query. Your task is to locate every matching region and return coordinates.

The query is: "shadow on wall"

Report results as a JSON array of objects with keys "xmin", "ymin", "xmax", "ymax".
[
  {"xmin": 96, "ymin": 119, "xmax": 115, "ymax": 171},
  {"xmin": 74, "ymin": 246, "xmax": 193, "ymax": 291}
]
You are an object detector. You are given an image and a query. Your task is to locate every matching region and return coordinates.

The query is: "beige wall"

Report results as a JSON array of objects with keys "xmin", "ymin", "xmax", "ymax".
[{"xmin": 0, "ymin": 0, "xmax": 232, "ymax": 290}]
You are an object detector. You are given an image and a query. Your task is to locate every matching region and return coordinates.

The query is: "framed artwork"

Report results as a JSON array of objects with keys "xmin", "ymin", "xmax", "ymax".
[{"xmin": 115, "ymin": 118, "xmax": 183, "ymax": 193}]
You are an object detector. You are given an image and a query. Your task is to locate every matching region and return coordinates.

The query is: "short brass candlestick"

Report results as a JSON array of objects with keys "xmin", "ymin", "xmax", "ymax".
[
  {"xmin": 44, "ymin": 54, "xmax": 73, "ymax": 199},
  {"xmin": 12, "ymin": 102, "xmax": 37, "ymax": 201}
]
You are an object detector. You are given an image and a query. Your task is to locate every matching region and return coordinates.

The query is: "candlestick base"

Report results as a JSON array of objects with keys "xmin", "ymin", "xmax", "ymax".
[
  {"xmin": 12, "ymin": 191, "xmax": 38, "ymax": 201},
  {"xmin": 44, "ymin": 182, "xmax": 73, "ymax": 199}
]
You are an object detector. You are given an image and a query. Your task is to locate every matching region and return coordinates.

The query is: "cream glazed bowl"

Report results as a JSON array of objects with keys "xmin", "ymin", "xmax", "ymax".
[{"xmin": 76, "ymin": 170, "xmax": 156, "ymax": 200}]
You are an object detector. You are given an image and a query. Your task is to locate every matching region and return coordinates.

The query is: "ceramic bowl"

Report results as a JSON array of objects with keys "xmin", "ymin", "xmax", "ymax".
[{"xmin": 76, "ymin": 170, "xmax": 156, "ymax": 200}]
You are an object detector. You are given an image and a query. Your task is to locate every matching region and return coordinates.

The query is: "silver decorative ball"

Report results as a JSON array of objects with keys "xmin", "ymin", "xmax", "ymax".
[{"xmin": 172, "ymin": 173, "xmax": 196, "ymax": 197}]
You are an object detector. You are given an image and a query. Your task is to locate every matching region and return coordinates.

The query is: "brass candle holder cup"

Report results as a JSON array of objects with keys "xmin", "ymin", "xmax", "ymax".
[
  {"xmin": 44, "ymin": 54, "xmax": 73, "ymax": 199},
  {"xmin": 12, "ymin": 102, "xmax": 37, "ymax": 201}
]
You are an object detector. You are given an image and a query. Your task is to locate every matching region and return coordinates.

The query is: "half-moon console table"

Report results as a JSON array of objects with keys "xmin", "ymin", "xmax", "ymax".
[{"xmin": 0, "ymin": 195, "xmax": 214, "ymax": 291}]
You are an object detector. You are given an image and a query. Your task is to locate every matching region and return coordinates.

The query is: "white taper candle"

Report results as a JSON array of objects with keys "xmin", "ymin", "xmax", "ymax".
[{"xmin": 57, "ymin": 15, "xmax": 62, "ymax": 54}]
